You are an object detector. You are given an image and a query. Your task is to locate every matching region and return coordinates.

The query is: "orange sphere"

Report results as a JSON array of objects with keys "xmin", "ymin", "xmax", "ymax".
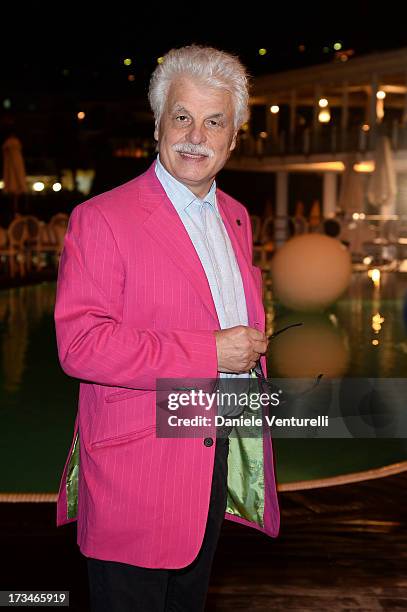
[{"xmin": 270, "ymin": 234, "xmax": 352, "ymax": 311}]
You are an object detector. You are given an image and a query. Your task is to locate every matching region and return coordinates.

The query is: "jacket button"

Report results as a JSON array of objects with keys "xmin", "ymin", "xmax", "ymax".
[{"xmin": 203, "ymin": 437, "xmax": 213, "ymax": 447}]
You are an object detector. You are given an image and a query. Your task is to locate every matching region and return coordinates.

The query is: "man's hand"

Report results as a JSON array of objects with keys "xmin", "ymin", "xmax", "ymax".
[{"xmin": 214, "ymin": 326, "xmax": 268, "ymax": 373}]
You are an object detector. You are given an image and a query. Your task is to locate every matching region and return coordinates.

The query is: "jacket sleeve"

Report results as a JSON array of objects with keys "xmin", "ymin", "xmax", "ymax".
[{"xmin": 54, "ymin": 202, "xmax": 219, "ymax": 390}]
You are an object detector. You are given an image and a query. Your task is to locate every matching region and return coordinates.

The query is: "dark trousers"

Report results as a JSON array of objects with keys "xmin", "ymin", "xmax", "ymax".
[{"xmin": 86, "ymin": 437, "xmax": 229, "ymax": 611}]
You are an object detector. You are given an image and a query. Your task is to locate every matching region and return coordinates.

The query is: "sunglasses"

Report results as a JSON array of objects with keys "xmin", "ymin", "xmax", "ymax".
[{"xmin": 253, "ymin": 322, "xmax": 324, "ymax": 403}]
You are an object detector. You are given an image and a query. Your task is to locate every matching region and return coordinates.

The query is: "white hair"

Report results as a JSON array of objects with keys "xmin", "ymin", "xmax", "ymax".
[{"xmin": 148, "ymin": 44, "xmax": 250, "ymax": 132}]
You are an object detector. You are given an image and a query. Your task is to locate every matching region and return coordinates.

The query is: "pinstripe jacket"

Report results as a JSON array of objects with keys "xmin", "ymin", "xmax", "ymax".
[{"xmin": 54, "ymin": 161, "xmax": 280, "ymax": 569}]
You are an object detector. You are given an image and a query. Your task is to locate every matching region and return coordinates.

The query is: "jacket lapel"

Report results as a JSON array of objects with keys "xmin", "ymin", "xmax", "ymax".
[
  {"xmin": 217, "ymin": 192, "xmax": 261, "ymax": 328},
  {"xmin": 140, "ymin": 164, "xmax": 220, "ymax": 326},
  {"xmin": 138, "ymin": 162, "xmax": 260, "ymax": 330}
]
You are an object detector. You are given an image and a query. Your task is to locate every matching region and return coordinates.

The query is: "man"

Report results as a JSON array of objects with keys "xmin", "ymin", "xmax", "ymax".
[{"xmin": 55, "ymin": 45, "xmax": 280, "ymax": 611}]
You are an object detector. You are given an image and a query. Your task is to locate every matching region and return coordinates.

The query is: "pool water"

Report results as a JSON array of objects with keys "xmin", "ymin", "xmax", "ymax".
[{"xmin": 1, "ymin": 274, "xmax": 406, "ymax": 493}]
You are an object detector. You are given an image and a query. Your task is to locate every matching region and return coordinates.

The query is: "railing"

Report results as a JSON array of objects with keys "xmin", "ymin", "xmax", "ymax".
[{"xmin": 236, "ymin": 122, "xmax": 407, "ymax": 158}]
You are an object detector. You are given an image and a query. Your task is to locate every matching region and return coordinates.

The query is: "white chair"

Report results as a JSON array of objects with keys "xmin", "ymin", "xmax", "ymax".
[
  {"xmin": 0, "ymin": 216, "xmax": 28, "ymax": 277},
  {"xmin": 24, "ymin": 215, "xmax": 42, "ymax": 272},
  {"xmin": 48, "ymin": 213, "xmax": 69, "ymax": 268}
]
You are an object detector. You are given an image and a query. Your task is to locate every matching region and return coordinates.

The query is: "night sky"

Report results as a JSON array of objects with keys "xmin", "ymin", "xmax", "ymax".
[{"xmin": 2, "ymin": 2, "xmax": 407, "ymax": 98}]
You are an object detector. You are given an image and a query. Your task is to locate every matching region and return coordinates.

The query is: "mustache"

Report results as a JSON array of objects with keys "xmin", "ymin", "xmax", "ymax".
[{"xmin": 172, "ymin": 143, "xmax": 215, "ymax": 158}]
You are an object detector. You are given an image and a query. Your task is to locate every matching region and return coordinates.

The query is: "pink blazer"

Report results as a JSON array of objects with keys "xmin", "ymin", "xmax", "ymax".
[{"xmin": 55, "ymin": 161, "xmax": 280, "ymax": 569}]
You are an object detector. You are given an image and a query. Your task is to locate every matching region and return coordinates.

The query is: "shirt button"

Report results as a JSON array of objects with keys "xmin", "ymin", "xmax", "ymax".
[{"xmin": 203, "ymin": 437, "xmax": 213, "ymax": 447}]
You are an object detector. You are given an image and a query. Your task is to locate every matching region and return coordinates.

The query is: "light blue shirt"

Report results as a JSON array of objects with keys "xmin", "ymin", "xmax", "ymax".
[{"xmin": 154, "ymin": 154, "xmax": 249, "ymax": 379}]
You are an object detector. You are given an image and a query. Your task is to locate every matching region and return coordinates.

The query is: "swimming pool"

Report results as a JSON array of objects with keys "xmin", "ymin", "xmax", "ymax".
[{"xmin": 1, "ymin": 273, "xmax": 406, "ymax": 496}]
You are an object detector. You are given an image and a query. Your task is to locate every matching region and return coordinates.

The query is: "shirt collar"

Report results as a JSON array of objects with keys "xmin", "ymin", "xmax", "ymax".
[{"xmin": 155, "ymin": 154, "xmax": 218, "ymax": 214}]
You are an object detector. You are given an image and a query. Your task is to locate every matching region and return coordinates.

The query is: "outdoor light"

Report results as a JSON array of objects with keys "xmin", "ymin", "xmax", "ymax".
[
  {"xmin": 362, "ymin": 124, "xmax": 370, "ymax": 132},
  {"xmin": 376, "ymin": 98, "xmax": 385, "ymax": 120},
  {"xmin": 3, "ymin": 99, "xmax": 11, "ymax": 109},
  {"xmin": 128, "ymin": 75, "xmax": 135, "ymax": 82},
  {"xmin": 363, "ymin": 256, "xmax": 373, "ymax": 265},
  {"xmin": 372, "ymin": 312, "xmax": 384, "ymax": 333},
  {"xmin": 372, "ymin": 339, "xmax": 379, "ymax": 346},
  {"xmin": 368, "ymin": 268, "xmax": 381, "ymax": 287},
  {"xmin": 33, "ymin": 182, "xmax": 45, "ymax": 192},
  {"xmin": 376, "ymin": 90, "xmax": 386, "ymax": 100},
  {"xmin": 353, "ymin": 161, "xmax": 374, "ymax": 173},
  {"xmin": 352, "ymin": 213, "xmax": 360, "ymax": 220},
  {"xmin": 0, "ymin": 180, "xmax": 4, "ymax": 189},
  {"xmin": 157, "ymin": 57, "xmax": 164, "ymax": 64},
  {"xmin": 270, "ymin": 105, "xmax": 279, "ymax": 114},
  {"xmin": 334, "ymin": 42, "xmax": 342, "ymax": 51},
  {"xmin": 52, "ymin": 182, "xmax": 62, "ymax": 192},
  {"xmin": 259, "ymin": 131, "xmax": 268, "ymax": 138},
  {"xmin": 258, "ymin": 48, "xmax": 267, "ymax": 56},
  {"xmin": 77, "ymin": 111, "xmax": 85, "ymax": 120},
  {"xmin": 318, "ymin": 98, "xmax": 329, "ymax": 108},
  {"xmin": 318, "ymin": 109, "xmax": 330, "ymax": 123},
  {"xmin": 123, "ymin": 58, "xmax": 132, "ymax": 66}
]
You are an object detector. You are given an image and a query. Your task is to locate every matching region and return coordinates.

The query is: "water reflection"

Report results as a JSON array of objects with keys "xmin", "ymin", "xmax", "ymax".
[
  {"xmin": 266, "ymin": 271, "xmax": 407, "ymax": 378},
  {"xmin": 267, "ymin": 311, "xmax": 349, "ymax": 378},
  {"xmin": 0, "ymin": 284, "xmax": 55, "ymax": 392},
  {"xmin": 1, "ymin": 274, "xmax": 406, "ymax": 394},
  {"xmin": 0, "ymin": 276, "xmax": 406, "ymax": 492}
]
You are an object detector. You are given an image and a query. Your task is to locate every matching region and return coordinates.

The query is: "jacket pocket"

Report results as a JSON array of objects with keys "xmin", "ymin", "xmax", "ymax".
[
  {"xmin": 90, "ymin": 424, "xmax": 156, "ymax": 450},
  {"xmin": 105, "ymin": 388, "xmax": 152, "ymax": 403}
]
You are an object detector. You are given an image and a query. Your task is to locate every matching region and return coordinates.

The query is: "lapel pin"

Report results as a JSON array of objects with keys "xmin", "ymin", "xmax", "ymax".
[{"xmin": 236, "ymin": 219, "xmax": 241, "ymax": 226}]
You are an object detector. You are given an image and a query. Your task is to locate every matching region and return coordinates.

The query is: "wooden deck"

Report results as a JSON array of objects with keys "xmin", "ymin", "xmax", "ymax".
[
  {"xmin": 1, "ymin": 472, "xmax": 407, "ymax": 611},
  {"xmin": 208, "ymin": 472, "xmax": 407, "ymax": 611}
]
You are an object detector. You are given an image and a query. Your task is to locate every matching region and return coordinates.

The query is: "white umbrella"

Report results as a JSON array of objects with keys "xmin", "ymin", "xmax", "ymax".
[
  {"xmin": 338, "ymin": 157, "xmax": 365, "ymax": 213},
  {"xmin": 2, "ymin": 135, "xmax": 27, "ymax": 216},
  {"xmin": 338, "ymin": 157, "xmax": 375, "ymax": 255},
  {"xmin": 367, "ymin": 135, "xmax": 397, "ymax": 215}
]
